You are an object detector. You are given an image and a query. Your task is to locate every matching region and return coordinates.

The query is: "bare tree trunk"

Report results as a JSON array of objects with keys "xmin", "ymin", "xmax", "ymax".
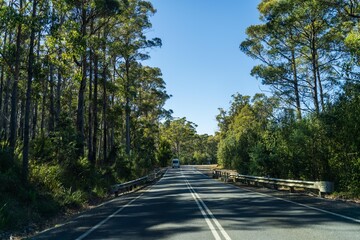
[
  {"xmin": 23, "ymin": 0, "xmax": 37, "ymax": 183},
  {"xmin": 291, "ymin": 48, "xmax": 302, "ymax": 120},
  {"xmin": 32, "ymin": 102, "xmax": 37, "ymax": 139},
  {"xmin": 10, "ymin": 0, "xmax": 23, "ymax": 159},
  {"xmin": 19, "ymin": 98, "xmax": 25, "ymax": 140},
  {"xmin": 88, "ymin": 48, "xmax": 93, "ymax": 164},
  {"xmin": 55, "ymin": 14, "xmax": 65, "ymax": 128},
  {"xmin": 0, "ymin": 29, "xmax": 8, "ymax": 139},
  {"xmin": 102, "ymin": 52, "xmax": 107, "ymax": 163},
  {"xmin": 2, "ymin": 75, "xmax": 11, "ymax": 140},
  {"xmin": 316, "ymin": 58, "xmax": 325, "ymax": 112},
  {"xmin": 40, "ymin": 70, "xmax": 48, "ymax": 136},
  {"xmin": 55, "ymin": 55, "xmax": 62, "ymax": 127},
  {"xmin": 32, "ymin": 31, "xmax": 42, "ymax": 139},
  {"xmin": 125, "ymin": 59, "xmax": 131, "ymax": 156},
  {"xmin": 310, "ymin": 21, "xmax": 320, "ymax": 115},
  {"xmin": 92, "ymin": 51, "xmax": 99, "ymax": 165},
  {"xmin": 49, "ymin": 64, "xmax": 55, "ymax": 132},
  {"xmin": 76, "ymin": 3, "xmax": 87, "ymax": 157}
]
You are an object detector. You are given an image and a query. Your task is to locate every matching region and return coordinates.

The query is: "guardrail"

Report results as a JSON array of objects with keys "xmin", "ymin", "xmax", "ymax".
[
  {"xmin": 213, "ymin": 170, "xmax": 334, "ymax": 197},
  {"xmin": 111, "ymin": 168, "xmax": 167, "ymax": 197}
]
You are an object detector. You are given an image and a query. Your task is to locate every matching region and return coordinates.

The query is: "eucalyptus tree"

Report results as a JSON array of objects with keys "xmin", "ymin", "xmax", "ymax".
[
  {"xmin": 241, "ymin": 0, "xmax": 348, "ymax": 116},
  {"xmin": 0, "ymin": 0, "xmax": 16, "ymax": 141},
  {"xmin": 9, "ymin": 0, "xmax": 24, "ymax": 160},
  {"xmin": 22, "ymin": 0, "xmax": 39, "ymax": 183},
  {"xmin": 156, "ymin": 137, "xmax": 172, "ymax": 167},
  {"xmin": 0, "ymin": 0, "xmax": 9, "ymax": 139},
  {"xmin": 161, "ymin": 117, "xmax": 197, "ymax": 163},
  {"xmin": 134, "ymin": 66, "xmax": 169, "ymax": 121},
  {"xmin": 217, "ymin": 93, "xmax": 277, "ymax": 172},
  {"xmin": 191, "ymin": 134, "xmax": 219, "ymax": 164},
  {"xmin": 241, "ymin": 19, "xmax": 303, "ymax": 119},
  {"xmin": 110, "ymin": 0, "xmax": 161, "ymax": 156},
  {"xmin": 63, "ymin": 0, "xmax": 121, "ymax": 157},
  {"xmin": 131, "ymin": 65, "xmax": 169, "ymax": 170},
  {"xmin": 325, "ymin": 0, "xmax": 360, "ymax": 72}
]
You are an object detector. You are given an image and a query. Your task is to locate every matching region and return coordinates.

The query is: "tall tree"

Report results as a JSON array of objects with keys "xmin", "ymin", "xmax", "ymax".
[
  {"xmin": 241, "ymin": 0, "xmax": 348, "ymax": 116},
  {"xmin": 111, "ymin": 0, "xmax": 161, "ymax": 156},
  {"xmin": 9, "ymin": 0, "xmax": 23, "ymax": 159},
  {"xmin": 23, "ymin": 0, "xmax": 38, "ymax": 183}
]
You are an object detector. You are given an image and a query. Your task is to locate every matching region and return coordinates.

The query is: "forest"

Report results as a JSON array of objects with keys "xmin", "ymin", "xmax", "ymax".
[
  {"xmin": 217, "ymin": 0, "xmax": 360, "ymax": 199},
  {"xmin": 0, "ymin": 0, "xmax": 217, "ymax": 231},
  {"xmin": 0, "ymin": 0, "xmax": 360, "ymax": 232}
]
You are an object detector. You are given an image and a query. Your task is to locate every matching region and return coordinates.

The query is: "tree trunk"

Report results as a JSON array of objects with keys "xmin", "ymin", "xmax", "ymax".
[
  {"xmin": 291, "ymin": 48, "xmax": 302, "ymax": 120},
  {"xmin": 32, "ymin": 31, "xmax": 41, "ymax": 139},
  {"xmin": 316, "ymin": 57, "xmax": 325, "ymax": 112},
  {"xmin": 19, "ymin": 98, "xmax": 25, "ymax": 140},
  {"xmin": 32, "ymin": 101, "xmax": 37, "ymax": 139},
  {"xmin": 310, "ymin": 21, "xmax": 320, "ymax": 115},
  {"xmin": 125, "ymin": 59, "xmax": 131, "ymax": 155},
  {"xmin": 0, "ymin": 28, "xmax": 8, "ymax": 139},
  {"xmin": 92, "ymin": 51, "xmax": 99, "ymax": 165},
  {"xmin": 55, "ymin": 14, "xmax": 65, "ymax": 128},
  {"xmin": 102, "ymin": 51, "xmax": 107, "ymax": 163},
  {"xmin": 49, "ymin": 64, "xmax": 55, "ymax": 132},
  {"xmin": 40, "ymin": 70, "xmax": 48, "ymax": 136},
  {"xmin": 88, "ymin": 47, "xmax": 93, "ymax": 164},
  {"xmin": 76, "ymin": 4, "xmax": 87, "ymax": 157},
  {"xmin": 9, "ymin": 0, "xmax": 23, "ymax": 159},
  {"xmin": 23, "ymin": 0, "xmax": 37, "ymax": 183},
  {"xmin": 55, "ymin": 55, "xmax": 62, "ymax": 127},
  {"xmin": 2, "ymin": 75, "xmax": 11, "ymax": 140}
]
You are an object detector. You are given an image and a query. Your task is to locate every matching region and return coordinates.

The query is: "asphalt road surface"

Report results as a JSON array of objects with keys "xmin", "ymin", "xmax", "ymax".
[{"xmin": 31, "ymin": 166, "xmax": 360, "ymax": 240}]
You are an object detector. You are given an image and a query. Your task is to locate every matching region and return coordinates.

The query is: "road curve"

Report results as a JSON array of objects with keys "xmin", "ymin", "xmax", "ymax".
[{"xmin": 31, "ymin": 166, "xmax": 360, "ymax": 240}]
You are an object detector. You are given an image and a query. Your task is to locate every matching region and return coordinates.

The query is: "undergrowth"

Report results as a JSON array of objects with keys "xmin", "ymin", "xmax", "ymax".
[{"xmin": 0, "ymin": 141, "xmax": 131, "ymax": 232}]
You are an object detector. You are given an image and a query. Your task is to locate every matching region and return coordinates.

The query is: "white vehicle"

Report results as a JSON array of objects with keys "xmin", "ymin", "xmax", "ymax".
[{"xmin": 172, "ymin": 159, "xmax": 180, "ymax": 168}]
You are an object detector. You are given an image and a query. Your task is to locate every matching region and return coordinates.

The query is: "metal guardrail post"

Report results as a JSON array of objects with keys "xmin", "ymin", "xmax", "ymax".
[{"xmin": 315, "ymin": 181, "xmax": 334, "ymax": 197}]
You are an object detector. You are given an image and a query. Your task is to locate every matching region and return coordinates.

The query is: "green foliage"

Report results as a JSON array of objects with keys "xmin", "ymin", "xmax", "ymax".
[
  {"xmin": 217, "ymin": 86, "xmax": 360, "ymax": 196},
  {"xmin": 217, "ymin": 94, "xmax": 275, "ymax": 173},
  {"xmin": 232, "ymin": 0, "xmax": 360, "ymax": 197},
  {"xmin": 31, "ymin": 114, "xmax": 78, "ymax": 164},
  {"xmin": 160, "ymin": 118, "xmax": 217, "ymax": 165},
  {"xmin": 157, "ymin": 138, "xmax": 173, "ymax": 167},
  {"xmin": 0, "ymin": 0, "xmax": 170, "ymax": 232}
]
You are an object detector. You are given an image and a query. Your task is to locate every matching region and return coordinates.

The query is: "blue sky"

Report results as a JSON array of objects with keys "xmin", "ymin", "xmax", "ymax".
[{"xmin": 145, "ymin": 0, "xmax": 264, "ymax": 135}]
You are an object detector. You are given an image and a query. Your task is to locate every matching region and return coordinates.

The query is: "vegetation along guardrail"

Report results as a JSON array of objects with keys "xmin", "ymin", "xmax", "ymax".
[
  {"xmin": 213, "ymin": 170, "xmax": 334, "ymax": 197},
  {"xmin": 111, "ymin": 168, "xmax": 167, "ymax": 197}
]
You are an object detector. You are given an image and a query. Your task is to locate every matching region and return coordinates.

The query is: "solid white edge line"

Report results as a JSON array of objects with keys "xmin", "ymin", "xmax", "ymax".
[
  {"xmin": 75, "ymin": 192, "xmax": 144, "ymax": 240},
  {"xmin": 75, "ymin": 170, "xmax": 169, "ymax": 240},
  {"xmin": 194, "ymin": 169, "xmax": 360, "ymax": 224}
]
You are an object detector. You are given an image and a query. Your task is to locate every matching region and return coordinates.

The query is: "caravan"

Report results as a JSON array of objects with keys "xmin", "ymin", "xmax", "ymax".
[{"xmin": 172, "ymin": 159, "xmax": 180, "ymax": 168}]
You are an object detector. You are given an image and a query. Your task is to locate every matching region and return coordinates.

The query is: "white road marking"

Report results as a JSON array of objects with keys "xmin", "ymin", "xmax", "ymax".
[
  {"xmin": 75, "ymin": 192, "xmax": 145, "ymax": 240},
  {"xmin": 186, "ymin": 181, "xmax": 222, "ymax": 240},
  {"xmin": 193, "ymin": 168, "xmax": 360, "ymax": 224},
  {"xmin": 253, "ymin": 190, "xmax": 360, "ymax": 224},
  {"xmin": 182, "ymin": 169, "xmax": 232, "ymax": 240},
  {"xmin": 75, "ymin": 169, "xmax": 171, "ymax": 239}
]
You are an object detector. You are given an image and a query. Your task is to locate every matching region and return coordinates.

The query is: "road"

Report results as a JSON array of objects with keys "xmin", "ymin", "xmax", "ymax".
[{"xmin": 31, "ymin": 166, "xmax": 360, "ymax": 240}]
